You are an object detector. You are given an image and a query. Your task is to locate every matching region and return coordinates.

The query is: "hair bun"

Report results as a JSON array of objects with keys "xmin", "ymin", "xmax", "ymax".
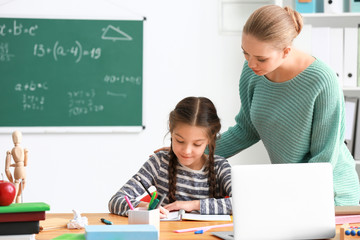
[{"xmin": 284, "ymin": 6, "xmax": 303, "ymax": 35}]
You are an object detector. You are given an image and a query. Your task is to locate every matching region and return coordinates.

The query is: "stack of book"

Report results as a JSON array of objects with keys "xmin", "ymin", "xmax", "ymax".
[{"xmin": 0, "ymin": 202, "xmax": 50, "ymax": 240}]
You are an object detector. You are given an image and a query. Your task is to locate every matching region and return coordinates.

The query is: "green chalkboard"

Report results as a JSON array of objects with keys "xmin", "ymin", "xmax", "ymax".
[{"xmin": 0, "ymin": 18, "xmax": 143, "ymax": 128}]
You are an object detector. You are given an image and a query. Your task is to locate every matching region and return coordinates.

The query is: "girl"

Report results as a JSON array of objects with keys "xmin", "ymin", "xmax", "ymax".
[{"xmin": 108, "ymin": 97, "xmax": 232, "ymax": 217}]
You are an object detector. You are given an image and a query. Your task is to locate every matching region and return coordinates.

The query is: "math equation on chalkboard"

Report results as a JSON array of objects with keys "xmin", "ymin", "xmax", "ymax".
[{"xmin": 0, "ymin": 18, "xmax": 143, "ymax": 127}]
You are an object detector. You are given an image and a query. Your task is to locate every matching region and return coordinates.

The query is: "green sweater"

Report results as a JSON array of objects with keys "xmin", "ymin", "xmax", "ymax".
[{"xmin": 216, "ymin": 59, "xmax": 360, "ymax": 205}]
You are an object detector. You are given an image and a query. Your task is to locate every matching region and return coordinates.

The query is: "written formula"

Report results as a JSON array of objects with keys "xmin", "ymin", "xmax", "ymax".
[
  {"xmin": 68, "ymin": 89, "xmax": 104, "ymax": 117},
  {"xmin": 0, "ymin": 20, "xmax": 38, "ymax": 37},
  {"xmin": 104, "ymin": 74, "xmax": 141, "ymax": 85},
  {"xmin": 33, "ymin": 41, "xmax": 101, "ymax": 63},
  {"xmin": 15, "ymin": 82, "xmax": 48, "ymax": 92},
  {"xmin": 14, "ymin": 82, "xmax": 48, "ymax": 112},
  {"xmin": 0, "ymin": 42, "xmax": 14, "ymax": 62},
  {"xmin": 22, "ymin": 94, "xmax": 45, "ymax": 111}
]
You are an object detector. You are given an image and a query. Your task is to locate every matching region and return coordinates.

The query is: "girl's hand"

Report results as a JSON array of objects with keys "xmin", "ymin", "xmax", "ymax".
[
  {"xmin": 163, "ymin": 200, "xmax": 200, "ymax": 212},
  {"xmin": 159, "ymin": 206, "xmax": 169, "ymax": 219},
  {"xmin": 136, "ymin": 201, "xmax": 169, "ymax": 219}
]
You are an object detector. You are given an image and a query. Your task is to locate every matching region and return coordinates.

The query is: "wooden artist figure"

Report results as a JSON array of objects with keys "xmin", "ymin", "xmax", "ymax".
[{"xmin": 5, "ymin": 130, "xmax": 28, "ymax": 203}]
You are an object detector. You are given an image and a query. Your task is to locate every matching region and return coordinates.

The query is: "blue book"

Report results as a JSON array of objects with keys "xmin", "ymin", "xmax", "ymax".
[
  {"xmin": 86, "ymin": 225, "xmax": 158, "ymax": 240},
  {"xmin": 295, "ymin": 0, "xmax": 316, "ymax": 13}
]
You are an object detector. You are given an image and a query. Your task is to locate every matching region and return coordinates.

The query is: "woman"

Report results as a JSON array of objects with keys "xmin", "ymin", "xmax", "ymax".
[{"xmin": 215, "ymin": 5, "xmax": 359, "ymax": 205}]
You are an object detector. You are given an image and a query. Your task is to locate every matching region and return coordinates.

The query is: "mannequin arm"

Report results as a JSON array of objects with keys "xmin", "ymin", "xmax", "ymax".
[
  {"xmin": 24, "ymin": 148, "xmax": 28, "ymax": 167},
  {"xmin": 5, "ymin": 151, "xmax": 14, "ymax": 183}
]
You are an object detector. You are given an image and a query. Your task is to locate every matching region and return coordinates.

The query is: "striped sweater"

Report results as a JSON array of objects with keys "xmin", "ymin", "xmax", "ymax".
[
  {"xmin": 108, "ymin": 151, "xmax": 232, "ymax": 216},
  {"xmin": 215, "ymin": 59, "xmax": 360, "ymax": 205}
]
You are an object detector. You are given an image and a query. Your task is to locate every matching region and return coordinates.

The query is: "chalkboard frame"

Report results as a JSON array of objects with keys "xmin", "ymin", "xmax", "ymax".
[{"xmin": 0, "ymin": 15, "xmax": 145, "ymax": 133}]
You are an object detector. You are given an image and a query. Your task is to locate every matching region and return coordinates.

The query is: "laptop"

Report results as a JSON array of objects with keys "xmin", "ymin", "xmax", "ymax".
[{"xmin": 212, "ymin": 163, "xmax": 335, "ymax": 240}]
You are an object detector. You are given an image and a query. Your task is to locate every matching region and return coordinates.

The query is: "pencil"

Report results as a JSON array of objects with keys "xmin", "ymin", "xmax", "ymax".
[{"xmin": 135, "ymin": 175, "xmax": 152, "ymax": 197}]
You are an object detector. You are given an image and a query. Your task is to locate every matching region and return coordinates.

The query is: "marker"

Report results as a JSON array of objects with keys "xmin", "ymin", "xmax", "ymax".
[
  {"xmin": 124, "ymin": 195, "xmax": 134, "ymax": 210},
  {"xmin": 101, "ymin": 218, "xmax": 113, "ymax": 225},
  {"xmin": 194, "ymin": 230, "xmax": 204, "ymax": 234},
  {"xmin": 135, "ymin": 175, "xmax": 152, "ymax": 197},
  {"xmin": 149, "ymin": 199, "xmax": 159, "ymax": 210},
  {"xmin": 148, "ymin": 191, "xmax": 157, "ymax": 210}
]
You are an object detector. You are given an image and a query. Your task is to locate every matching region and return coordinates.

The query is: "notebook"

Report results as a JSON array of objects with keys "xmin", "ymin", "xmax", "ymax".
[
  {"xmin": 212, "ymin": 163, "xmax": 335, "ymax": 240},
  {"xmin": 161, "ymin": 209, "xmax": 231, "ymax": 221}
]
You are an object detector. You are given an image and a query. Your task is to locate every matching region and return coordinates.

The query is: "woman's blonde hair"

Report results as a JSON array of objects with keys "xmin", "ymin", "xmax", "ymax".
[{"xmin": 243, "ymin": 5, "xmax": 303, "ymax": 50}]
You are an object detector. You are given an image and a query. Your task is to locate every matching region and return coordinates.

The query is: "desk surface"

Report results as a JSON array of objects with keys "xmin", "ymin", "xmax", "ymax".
[
  {"xmin": 37, "ymin": 213, "xmax": 347, "ymax": 240},
  {"xmin": 37, "ymin": 213, "xmax": 234, "ymax": 240}
]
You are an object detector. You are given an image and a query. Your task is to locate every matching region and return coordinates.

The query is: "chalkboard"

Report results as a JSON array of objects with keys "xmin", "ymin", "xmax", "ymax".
[{"xmin": 0, "ymin": 18, "xmax": 143, "ymax": 130}]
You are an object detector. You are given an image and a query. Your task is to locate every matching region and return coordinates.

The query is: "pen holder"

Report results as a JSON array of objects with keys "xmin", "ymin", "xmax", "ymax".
[{"xmin": 128, "ymin": 207, "xmax": 160, "ymax": 231}]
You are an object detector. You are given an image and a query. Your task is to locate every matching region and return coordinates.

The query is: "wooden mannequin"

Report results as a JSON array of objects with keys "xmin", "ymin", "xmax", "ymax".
[{"xmin": 5, "ymin": 131, "xmax": 28, "ymax": 203}]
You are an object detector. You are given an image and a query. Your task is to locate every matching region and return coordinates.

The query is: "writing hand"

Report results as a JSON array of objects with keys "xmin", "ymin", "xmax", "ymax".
[{"xmin": 159, "ymin": 206, "xmax": 169, "ymax": 219}]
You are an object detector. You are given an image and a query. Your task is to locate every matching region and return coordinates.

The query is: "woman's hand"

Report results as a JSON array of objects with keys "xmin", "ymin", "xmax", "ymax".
[
  {"xmin": 163, "ymin": 200, "xmax": 200, "ymax": 213},
  {"xmin": 153, "ymin": 147, "xmax": 170, "ymax": 153}
]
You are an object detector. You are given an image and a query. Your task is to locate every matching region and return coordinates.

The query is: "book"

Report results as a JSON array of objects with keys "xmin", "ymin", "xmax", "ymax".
[
  {"xmin": 336, "ymin": 206, "xmax": 360, "ymax": 215},
  {"xmin": 0, "ymin": 202, "xmax": 50, "ymax": 214},
  {"xmin": 85, "ymin": 225, "xmax": 158, "ymax": 240},
  {"xmin": 51, "ymin": 233, "xmax": 86, "ymax": 240},
  {"xmin": 0, "ymin": 221, "xmax": 39, "ymax": 235},
  {"xmin": 161, "ymin": 209, "xmax": 232, "ymax": 221},
  {"xmin": 0, "ymin": 234, "xmax": 36, "ymax": 240},
  {"xmin": 0, "ymin": 211, "xmax": 46, "ymax": 222}
]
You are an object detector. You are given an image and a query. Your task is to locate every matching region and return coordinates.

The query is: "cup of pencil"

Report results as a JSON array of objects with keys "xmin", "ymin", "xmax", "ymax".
[{"xmin": 128, "ymin": 207, "xmax": 160, "ymax": 231}]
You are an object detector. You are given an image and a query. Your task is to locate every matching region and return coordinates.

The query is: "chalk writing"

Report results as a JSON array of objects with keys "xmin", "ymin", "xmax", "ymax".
[
  {"xmin": 0, "ymin": 42, "xmax": 14, "ymax": 61},
  {"xmin": 15, "ymin": 82, "xmax": 48, "ymax": 91},
  {"xmin": 104, "ymin": 74, "xmax": 141, "ymax": 85},
  {"xmin": 0, "ymin": 20, "xmax": 38, "ymax": 37},
  {"xmin": 33, "ymin": 41, "xmax": 101, "ymax": 63},
  {"xmin": 15, "ymin": 82, "xmax": 48, "ymax": 111},
  {"xmin": 101, "ymin": 25, "xmax": 132, "ymax": 41},
  {"xmin": 22, "ymin": 94, "xmax": 45, "ymax": 111},
  {"xmin": 68, "ymin": 89, "xmax": 104, "ymax": 117}
]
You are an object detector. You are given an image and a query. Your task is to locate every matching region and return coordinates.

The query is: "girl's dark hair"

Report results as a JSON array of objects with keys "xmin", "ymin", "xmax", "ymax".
[{"xmin": 167, "ymin": 97, "xmax": 221, "ymax": 202}]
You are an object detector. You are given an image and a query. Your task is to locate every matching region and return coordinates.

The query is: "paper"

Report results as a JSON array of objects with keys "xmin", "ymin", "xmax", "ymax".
[
  {"xmin": 67, "ymin": 210, "xmax": 88, "ymax": 229},
  {"xmin": 161, "ymin": 209, "xmax": 231, "ymax": 221}
]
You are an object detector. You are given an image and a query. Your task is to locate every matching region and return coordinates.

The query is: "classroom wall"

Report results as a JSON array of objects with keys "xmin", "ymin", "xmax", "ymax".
[{"xmin": 0, "ymin": 0, "xmax": 270, "ymax": 213}]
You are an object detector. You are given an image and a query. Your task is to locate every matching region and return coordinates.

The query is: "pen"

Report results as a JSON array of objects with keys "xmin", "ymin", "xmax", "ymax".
[
  {"xmin": 124, "ymin": 195, "xmax": 135, "ymax": 210},
  {"xmin": 135, "ymin": 175, "xmax": 152, "ymax": 197},
  {"xmin": 100, "ymin": 218, "xmax": 113, "ymax": 225},
  {"xmin": 155, "ymin": 194, "xmax": 167, "ymax": 209}
]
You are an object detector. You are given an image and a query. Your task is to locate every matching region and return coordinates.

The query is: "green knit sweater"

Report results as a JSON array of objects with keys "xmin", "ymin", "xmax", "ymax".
[{"xmin": 216, "ymin": 59, "xmax": 360, "ymax": 205}]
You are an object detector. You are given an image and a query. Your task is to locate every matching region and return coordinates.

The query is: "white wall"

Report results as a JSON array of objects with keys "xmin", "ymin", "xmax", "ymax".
[{"xmin": 0, "ymin": 0, "xmax": 270, "ymax": 213}]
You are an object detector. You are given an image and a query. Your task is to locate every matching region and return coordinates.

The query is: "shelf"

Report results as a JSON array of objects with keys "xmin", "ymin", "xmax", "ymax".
[
  {"xmin": 302, "ymin": 12, "xmax": 360, "ymax": 28},
  {"xmin": 302, "ymin": 12, "xmax": 360, "ymax": 18},
  {"xmin": 343, "ymin": 88, "xmax": 360, "ymax": 91}
]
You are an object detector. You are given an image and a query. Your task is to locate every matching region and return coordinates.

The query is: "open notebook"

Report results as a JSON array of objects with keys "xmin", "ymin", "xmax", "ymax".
[{"xmin": 161, "ymin": 209, "xmax": 231, "ymax": 221}]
